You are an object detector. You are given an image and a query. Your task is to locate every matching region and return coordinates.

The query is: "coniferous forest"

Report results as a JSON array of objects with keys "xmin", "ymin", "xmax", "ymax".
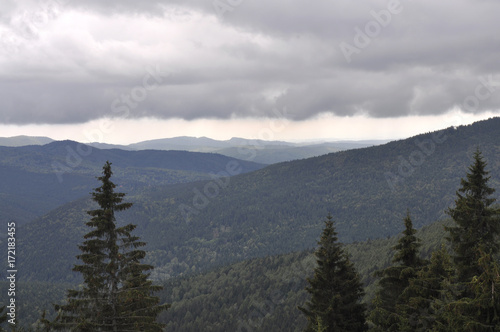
[{"xmin": 1, "ymin": 120, "xmax": 500, "ymax": 331}]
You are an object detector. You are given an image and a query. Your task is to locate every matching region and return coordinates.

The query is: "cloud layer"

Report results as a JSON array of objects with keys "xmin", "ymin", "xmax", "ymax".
[{"xmin": 1, "ymin": 0, "xmax": 500, "ymax": 124}]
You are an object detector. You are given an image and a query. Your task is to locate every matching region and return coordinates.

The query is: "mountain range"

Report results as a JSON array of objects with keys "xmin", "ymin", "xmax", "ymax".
[
  {"xmin": 0, "ymin": 141, "xmax": 264, "ymax": 225},
  {"xmin": 11, "ymin": 117, "xmax": 500, "ymax": 285},
  {"xmin": 1, "ymin": 117, "xmax": 500, "ymax": 329},
  {"xmin": 0, "ymin": 135, "xmax": 387, "ymax": 164}
]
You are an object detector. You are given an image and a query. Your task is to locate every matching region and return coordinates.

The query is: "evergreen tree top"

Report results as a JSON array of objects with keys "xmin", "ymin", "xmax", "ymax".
[
  {"xmin": 50, "ymin": 161, "xmax": 168, "ymax": 331},
  {"xmin": 446, "ymin": 148, "xmax": 500, "ymax": 283},
  {"xmin": 299, "ymin": 214, "xmax": 367, "ymax": 332},
  {"xmin": 392, "ymin": 210, "xmax": 423, "ymax": 268},
  {"xmin": 459, "ymin": 148, "xmax": 495, "ymax": 201},
  {"xmin": 89, "ymin": 161, "xmax": 133, "ymax": 215}
]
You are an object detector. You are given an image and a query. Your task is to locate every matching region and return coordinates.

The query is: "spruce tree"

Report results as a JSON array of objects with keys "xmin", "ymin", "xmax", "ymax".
[
  {"xmin": 369, "ymin": 210, "xmax": 424, "ymax": 331},
  {"xmin": 446, "ymin": 149, "xmax": 500, "ymax": 283},
  {"xmin": 435, "ymin": 150, "xmax": 500, "ymax": 331},
  {"xmin": 433, "ymin": 248, "xmax": 500, "ymax": 331},
  {"xmin": 53, "ymin": 161, "xmax": 169, "ymax": 331},
  {"xmin": 397, "ymin": 245, "xmax": 454, "ymax": 331},
  {"xmin": 298, "ymin": 214, "xmax": 367, "ymax": 332}
]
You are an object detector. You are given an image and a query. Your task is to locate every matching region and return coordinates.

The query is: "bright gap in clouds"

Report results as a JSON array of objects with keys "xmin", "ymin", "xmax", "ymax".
[{"xmin": 0, "ymin": 110, "xmax": 498, "ymax": 145}]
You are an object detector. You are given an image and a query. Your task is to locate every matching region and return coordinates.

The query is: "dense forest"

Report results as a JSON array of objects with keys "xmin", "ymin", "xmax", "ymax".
[
  {"xmin": 1, "ymin": 118, "xmax": 500, "ymax": 330},
  {"xmin": 14, "ymin": 119, "xmax": 500, "ymax": 287},
  {"xmin": 0, "ymin": 141, "xmax": 264, "ymax": 224},
  {"xmin": 2, "ymin": 150, "xmax": 499, "ymax": 330}
]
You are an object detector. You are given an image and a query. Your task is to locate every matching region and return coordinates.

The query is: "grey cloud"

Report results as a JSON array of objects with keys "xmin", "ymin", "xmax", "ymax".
[{"xmin": 1, "ymin": 0, "xmax": 500, "ymax": 124}]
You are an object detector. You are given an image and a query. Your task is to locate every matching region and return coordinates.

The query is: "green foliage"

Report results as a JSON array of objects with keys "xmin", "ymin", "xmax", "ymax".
[
  {"xmin": 0, "ymin": 141, "xmax": 264, "ymax": 224},
  {"xmin": 433, "ymin": 249, "xmax": 500, "ymax": 331},
  {"xmin": 299, "ymin": 215, "xmax": 367, "ymax": 332},
  {"xmin": 6, "ymin": 118, "xmax": 500, "ymax": 330},
  {"xmin": 158, "ymin": 251, "xmax": 314, "ymax": 331},
  {"xmin": 397, "ymin": 245, "xmax": 454, "ymax": 331},
  {"xmin": 18, "ymin": 119, "xmax": 500, "ymax": 285},
  {"xmin": 51, "ymin": 162, "xmax": 168, "ymax": 331},
  {"xmin": 6, "ymin": 218, "xmax": 459, "ymax": 330},
  {"xmin": 0, "ymin": 281, "xmax": 69, "ymax": 331},
  {"xmin": 371, "ymin": 150, "xmax": 500, "ymax": 331},
  {"xmin": 446, "ymin": 148, "xmax": 500, "ymax": 283},
  {"xmin": 369, "ymin": 211, "xmax": 424, "ymax": 331}
]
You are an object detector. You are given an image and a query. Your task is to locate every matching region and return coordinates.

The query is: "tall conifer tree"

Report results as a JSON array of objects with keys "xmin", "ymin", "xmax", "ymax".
[
  {"xmin": 53, "ymin": 161, "xmax": 169, "ymax": 331},
  {"xmin": 397, "ymin": 245, "xmax": 454, "ymax": 331},
  {"xmin": 446, "ymin": 149, "xmax": 500, "ymax": 283},
  {"xmin": 433, "ymin": 248, "xmax": 500, "ymax": 331},
  {"xmin": 369, "ymin": 211, "xmax": 424, "ymax": 331},
  {"xmin": 437, "ymin": 150, "xmax": 500, "ymax": 331},
  {"xmin": 299, "ymin": 214, "xmax": 367, "ymax": 332}
]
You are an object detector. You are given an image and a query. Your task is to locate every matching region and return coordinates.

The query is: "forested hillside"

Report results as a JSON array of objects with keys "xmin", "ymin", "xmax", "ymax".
[
  {"xmin": 16, "ymin": 118, "xmax": 500, "ymax": 285},
  {"xmin": 1, "ymin": 218, "xmax": 451, "ymax": 329},
  {"xmin": 0, "ymin": 141, "xmax": 264, "ymax": 224}
]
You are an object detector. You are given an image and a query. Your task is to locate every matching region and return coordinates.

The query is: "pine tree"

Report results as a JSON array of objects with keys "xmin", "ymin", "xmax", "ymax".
[
  {"xmin": 433, "ymin": 150, "xmax": 500, "ymax": 331},
  {"xmin": 298, "ymin": 214, "xmax": 367, "ymax": 332},
  {"xmin": 397, "ymin": 245, "xmax": 454, "ymax": 331},
  {"xmin": 116, "ymin": 229, "xmax": 170, "ymax": 331},
  {"xmin": 52, "ymin": 161, "xmax": 169, "ymax": 331},
  {"xmin": 433, "ymin": 248, "xmax": 500, "ymax": 331},
  {"xmin": 369, "ymin": 210, "xmax": 424, "ymax": 331},
  {"xmin": 445, "ymin": 148, "xmax": 500, "ymax": 283}
]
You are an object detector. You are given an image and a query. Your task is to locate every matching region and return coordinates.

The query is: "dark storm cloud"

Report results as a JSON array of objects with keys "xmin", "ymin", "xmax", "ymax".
[{"xmin": 1, "ymin": 0, "xmax": 500, "ymax": 124}]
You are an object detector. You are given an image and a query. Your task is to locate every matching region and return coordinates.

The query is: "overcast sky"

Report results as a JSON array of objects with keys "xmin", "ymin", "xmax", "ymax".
[{"xmin": 1, "ymin": 0, "xmax": 499, "ymax": 144}]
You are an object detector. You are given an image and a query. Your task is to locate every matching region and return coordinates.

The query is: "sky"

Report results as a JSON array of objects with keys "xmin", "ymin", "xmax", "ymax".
[{"xmin": 1, "ymin": 0, "xmax": 500, "ymax": 144}]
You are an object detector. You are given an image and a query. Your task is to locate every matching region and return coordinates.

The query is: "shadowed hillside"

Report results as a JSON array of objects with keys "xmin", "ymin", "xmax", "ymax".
[{"xmin": 16, "ymin": 118, "xmax": 500, "ymax": 284}]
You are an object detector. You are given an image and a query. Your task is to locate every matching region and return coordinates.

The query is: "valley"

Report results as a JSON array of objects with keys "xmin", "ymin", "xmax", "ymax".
[{"xmin": 1, "ymin": 117, "xmax": 499, "ymax": 329}]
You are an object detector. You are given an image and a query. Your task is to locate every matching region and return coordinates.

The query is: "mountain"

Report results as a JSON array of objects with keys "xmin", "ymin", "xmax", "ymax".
[
  {"xmin": 213, "ymin": 141, "xmax": 382, "ymax": 164},
  {"xmin": 3, "ymin": 218, "xmax": 452, "ymax": 329},
  {"xmin": 0, "ymin": 135, "xmax": 387, "ymax": 164},
  {"xmin": 157, "ymin": 218, "xmax": 451, "ymax": 332},
  {"xmin": 128, "ymin": 136, "xmax": 387, "ymax": 164},
  {"xmin": 16, "ymin": 118, "xmax": 500, "ymax": 284},
  {"xmin": 0, "ymin": 135, "xmax": 54, "ymax": 146},
  {"xmin": 0, "ymin": 141, "xmax": 264, "ymax": 224},
  {"xmin": 128, "ymin": 136, "xmax": 295, "ymax": 151}
]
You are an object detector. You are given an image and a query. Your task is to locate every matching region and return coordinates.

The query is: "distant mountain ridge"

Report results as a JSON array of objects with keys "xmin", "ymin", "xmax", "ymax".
[
  {"xmin": 0, "ymin": 135, "xmax": 54, "ymax": 146},
  {"xmin": 0, "ymin": 141, "xmax": 264, "ymax": 224},
  {"xmin": 16, "ymin": 117, "xmax": 500, "ymax": 284},
  {"xmin": 0, "ymin": 135, "xmax": 388, "ymax": 164}
]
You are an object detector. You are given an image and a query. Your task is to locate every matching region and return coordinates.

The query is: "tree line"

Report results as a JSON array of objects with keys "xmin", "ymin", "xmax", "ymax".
[
  {"xmin": 300, "ymin": 149, "xmax": 500, "ymax": 331},
  {"xmin": 1, "ymin": 161, "xmax": 170, "ymax": 331},
  {"xmin": 1, "ymin": 148, "xmax": 499, "ymax": 331}
]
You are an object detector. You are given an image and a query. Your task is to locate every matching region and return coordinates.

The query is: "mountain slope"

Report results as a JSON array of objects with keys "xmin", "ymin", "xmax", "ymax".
[
  {"xmin": 157, "ymin": 218, "xmax": 452, "ymax": 332},
  {"xmin": 0, "ymin": 135, "xmax": 54, "ymax": 147},
  {"xmin": 0, "ymin": 135, "xmax": 386, "ymax": 164},
  {"xmin": 17, "ymin": 118, "xmax": 500, "ymax": 283},
  {"xmin": 128, "ymin": 136, "xmax": 387, "ymax": 163},
  {"xmin": 0, "ymin": 141, "xmax": 264, "ymax": 224},
  {"xmin": 6, "ymin": 218, "xmax": 451, "ymax": 329}
]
